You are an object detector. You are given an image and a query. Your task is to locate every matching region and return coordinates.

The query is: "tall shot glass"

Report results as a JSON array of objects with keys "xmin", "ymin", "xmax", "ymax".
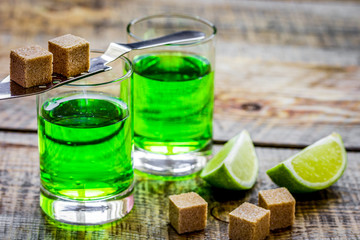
[
  {"xmin": 127, "ymin": 14, "xmax": 216, "ymax": 177},
  {"xmin": 37, "ymin": 54, "xmax": 134, "ymax": 225}
]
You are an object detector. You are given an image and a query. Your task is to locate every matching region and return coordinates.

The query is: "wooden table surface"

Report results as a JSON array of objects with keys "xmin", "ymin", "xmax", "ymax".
[{"xmin": 1, "ymin": 0, "xmax": 360, "ymax": 239}]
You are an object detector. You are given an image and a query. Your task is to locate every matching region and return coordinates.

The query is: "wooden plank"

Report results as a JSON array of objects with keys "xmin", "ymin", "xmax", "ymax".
[
  {"xmin": 213, "ymin": 58, "xmax": 360, "ymax": 149},
  {"xmin": 0, "ymin": 134, "xmax": 359, "ymax": 239},
  {"xmin": 0, "ymin": 0, "xmax": 360, "ymax": 148},
  {"xmin": 0, "ymin": 97, "xmax": 37, "ymax": 131},
  {"xmin": 1, "ymin": 59, "xmax": 360, "ymax": 149},
  {"xmin": 0, "ymin": 0, "xmax": 360, "ymax": 72}
]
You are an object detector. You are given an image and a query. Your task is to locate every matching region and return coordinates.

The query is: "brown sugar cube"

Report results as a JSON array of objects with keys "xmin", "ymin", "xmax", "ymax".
[
  {"xmin": 169, "ymin": 192, "xmax": 207, "ymax": 234},
  {"xmin": 10, "ymin": 45, "xmax": 53, "ymax": 88},
  {"xmin": 229, "ymin": 202, "xmax": 270, "ymax": 240},
  {"xmin": 258, "ymin": 187, "xmax": 296, "ymax": 230},
  {"xmin": 48, "ymin": 34, "xmax": 89, "ymax": 77}
]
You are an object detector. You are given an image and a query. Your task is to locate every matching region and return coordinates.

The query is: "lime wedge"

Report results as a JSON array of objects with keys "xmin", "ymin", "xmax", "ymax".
[
  {"xmin": 267, "ymin": 133, "xmax": 347, "ymax": 193},
  {"xmin": 200, "ymin": 130, "xmax": 258, "ymax": 190}
]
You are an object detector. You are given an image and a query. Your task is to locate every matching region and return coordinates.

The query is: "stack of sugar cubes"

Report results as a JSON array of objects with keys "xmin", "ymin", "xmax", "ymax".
[
  {"xmin": 169, "ymin": 187, "xmax": 296, "ymax": 240},
  {"xmin": 10, "ymin": 34, "xmax": 90, "ymax": 88}
]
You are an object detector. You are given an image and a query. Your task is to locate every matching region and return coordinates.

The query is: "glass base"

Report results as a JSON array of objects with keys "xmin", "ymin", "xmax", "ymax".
[
  {"xmin": 133, "ymin": 143, "xmax": 212, "ymax": 177},
  {"xmin": 40, "ymin": 184, "xmax": 134, "ymax": 225}
]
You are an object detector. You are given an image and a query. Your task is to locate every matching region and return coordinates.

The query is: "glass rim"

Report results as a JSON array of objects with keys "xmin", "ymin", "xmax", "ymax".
[
  {"xmin": 127, "ymin": 13, "xmax": 217, "ymax": 44},
  {"xmin": 66, "ymin": 53, "xmax": 133, "ymax": 87}
]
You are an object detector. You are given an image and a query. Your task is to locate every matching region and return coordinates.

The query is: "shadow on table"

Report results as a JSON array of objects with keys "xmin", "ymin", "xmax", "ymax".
[{"xmin": 167, "ymin": 223, "xmax": 207, "ymax": 240}]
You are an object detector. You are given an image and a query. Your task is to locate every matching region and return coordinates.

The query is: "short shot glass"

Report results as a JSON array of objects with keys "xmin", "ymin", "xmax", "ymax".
[
  {"xmin": 37, "ymin": 54, "xmax": 134, "ymax": 225},
  {"xmin": 127, "ymin": 14, "xmax": 216, "ymax": 177}
]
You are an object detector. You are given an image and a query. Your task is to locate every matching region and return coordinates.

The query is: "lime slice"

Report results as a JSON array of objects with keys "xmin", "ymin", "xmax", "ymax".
[
  {"xmin": 200, "ymin": 130, "xmax": 258, "ymax": 190},
  {"xmin": 267, "ymin": 133, "xmax": 347, "ymax": 193}
]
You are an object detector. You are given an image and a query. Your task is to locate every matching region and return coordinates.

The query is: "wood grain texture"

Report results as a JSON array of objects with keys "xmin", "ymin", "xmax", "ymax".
[
  {"xmin": 1, "ymin": 0, "xmax": 360, "ymax": 72},
  {"xmin": 214, "ymin": 59, "xmax": 360, "ymax": 149},
  {"xmin": 0, "ymin": 0, "xmax": 360, "ymax": 148},
  {"xmin": 1, "ymin": 60, "xmax": 359, "ymax": 149},
  {"xmin": 0, "ymin": 135, "xmax": 359, "ymax": 239},
  {"xmin": 0, "ymin": 1, "xmax": 360, "ymax": 238}
]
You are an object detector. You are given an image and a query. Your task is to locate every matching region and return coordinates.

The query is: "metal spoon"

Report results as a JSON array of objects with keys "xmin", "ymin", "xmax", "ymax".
[{"xmin": 0, "ymin": 30, "xmax": 205, "ymax": 100}]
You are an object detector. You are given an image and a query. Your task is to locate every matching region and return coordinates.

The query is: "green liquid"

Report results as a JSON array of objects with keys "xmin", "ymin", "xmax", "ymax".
[
  {"xmin": 132, "ymin": 52, "xmax": 214, "ymax": 155},
  {"xmin": 38, "ymin": 93, "xmax": 133, "ymax": 201}
]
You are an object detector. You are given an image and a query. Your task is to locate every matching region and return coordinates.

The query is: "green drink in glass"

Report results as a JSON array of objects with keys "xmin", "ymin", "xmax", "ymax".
[
  {"xmin": 39, "ymin": 93, "xmax": 133, "ymax": 200},
  {"xmin": 128, "ymin": 14, "xmax": 216, "ymax": 177},
  {"xmin": 37, "ymin": 55, "xmax": 134, "ymax": 225},
  {"xmin": 133, "ymin": 52, "xmax": 213, "ymax": 154}
]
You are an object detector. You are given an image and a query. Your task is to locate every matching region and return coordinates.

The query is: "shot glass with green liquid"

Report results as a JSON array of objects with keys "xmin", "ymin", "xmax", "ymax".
[
  {"xmin": 37, "ymin": 54, "xmax": 134, "ymax": 225},
  {"xmin": 127, "ymin": 14, "xmax": 216, "ymax": 177}
]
